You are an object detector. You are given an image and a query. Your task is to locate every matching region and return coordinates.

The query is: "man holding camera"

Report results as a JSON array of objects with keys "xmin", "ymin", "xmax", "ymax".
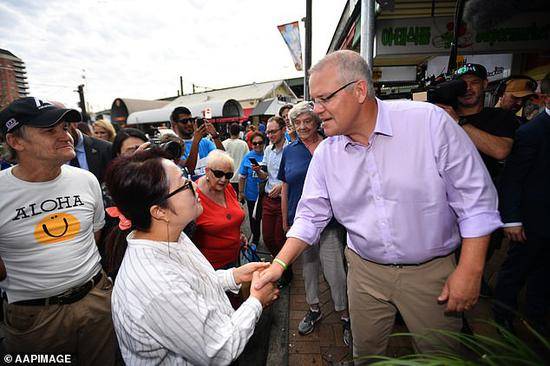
[
  {"xmin": 438, "ymin": 63, "xmax": 519, "ymax": 181},
  {"xmin": 170, "ymin": 106, "xmax": 224, "ymax": 179}
]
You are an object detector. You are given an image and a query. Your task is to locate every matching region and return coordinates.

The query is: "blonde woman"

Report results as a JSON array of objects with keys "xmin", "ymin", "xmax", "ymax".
[{"xmin": 93, "ymin": 119, "xmax": 116, "ymax": 142}]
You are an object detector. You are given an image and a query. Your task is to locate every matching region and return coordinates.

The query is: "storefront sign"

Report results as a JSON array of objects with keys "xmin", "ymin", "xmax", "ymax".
[
  {"xmin": 376, "ymin": 13, "xmax": 550, "ymax": 57},
  {"xmin": 372, "ymin": 66, "xmax": 417, "ymax": 82}
]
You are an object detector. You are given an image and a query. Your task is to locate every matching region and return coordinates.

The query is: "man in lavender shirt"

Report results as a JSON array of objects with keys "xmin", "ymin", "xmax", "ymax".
[{"xmin": 256, "ymin": 50, "xmax": 501, "ymax": 358}]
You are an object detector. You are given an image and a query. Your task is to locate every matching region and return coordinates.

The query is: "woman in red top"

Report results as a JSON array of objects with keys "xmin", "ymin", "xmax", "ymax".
[{"xmin": 194, "ymin": 150, "xmax": 246, "ymax": 269}]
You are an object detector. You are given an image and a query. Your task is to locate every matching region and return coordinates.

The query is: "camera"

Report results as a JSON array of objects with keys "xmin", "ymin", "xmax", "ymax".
[
  {"xmin": 426, "ymin": 79, "xmax": 467, "ymax": 108},
  {"xmin": 149, "ymin": 136, "xmax": 183, "ymax": 161}
]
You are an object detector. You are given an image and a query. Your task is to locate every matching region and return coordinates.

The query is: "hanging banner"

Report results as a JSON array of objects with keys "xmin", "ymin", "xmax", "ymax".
[{"xmin": 278, "ymin": 21, "xmax": 303, "ymax": 71}]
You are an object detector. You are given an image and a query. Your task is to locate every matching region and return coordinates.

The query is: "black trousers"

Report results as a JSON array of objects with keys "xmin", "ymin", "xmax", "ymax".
[
  {"xmin": 246, "ymin": 199, "xmax": 261, "ymax": 245},
  {"xmin": 493, "ymin": 232, "xmax": 550, "ymax": 321}
]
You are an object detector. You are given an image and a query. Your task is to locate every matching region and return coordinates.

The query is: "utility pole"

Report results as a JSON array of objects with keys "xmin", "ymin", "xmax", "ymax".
[
  {"xmin": 180, "ymin": 76, "xmax": 184, "ymax": 96},
  {"xmin": 76, "ymin": 84, "xmax": 89, "ymax": 122},
  {"xmin": 192, "ymin": 83, "xmax": 196, "ymax": 94},
  {"xmin": 304, "ymin": 0, "xmax": 312, "ymax": 100}
]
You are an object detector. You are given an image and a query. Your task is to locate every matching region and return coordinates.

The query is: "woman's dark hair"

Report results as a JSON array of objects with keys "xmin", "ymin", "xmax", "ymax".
[
  {"xmin": 267, "ymin": 116, "xmax": 286, "ymax": 129},
  {"xmin": 249, "ymin": 131, "xmax": 266, "ymax": 145},
  {"xmin": 111, "ymin": 128, "xmax": 148, "ymax": 158},
  {"xmin": 103, "ymin": 149, "xmax": 171, "ymax": 278}
]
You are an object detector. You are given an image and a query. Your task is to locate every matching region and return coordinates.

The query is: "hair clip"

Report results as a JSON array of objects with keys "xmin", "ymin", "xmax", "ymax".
[{"xmin": 106, "ymin": 206, "xmax": 132, "ymax": 230}]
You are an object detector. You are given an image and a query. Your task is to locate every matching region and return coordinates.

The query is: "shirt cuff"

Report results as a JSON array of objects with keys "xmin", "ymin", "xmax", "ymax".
[
  {"xmin": 458, "ymin": 211, "xmax": 503, "ymax": 238},
  {"xmin": 286, "ymin": 217, "xmax": 321, "ymax": 246},
  {"xmin": 243, "ymin": 296, "xmax": 263, "ymax": 321},
  {"xmin": 502, "ymin": 222, "xmax": 522, "ymax": 228},
  {"xmin": 216, "ymin": 269, "xmax": 242, "ymax": 294}
]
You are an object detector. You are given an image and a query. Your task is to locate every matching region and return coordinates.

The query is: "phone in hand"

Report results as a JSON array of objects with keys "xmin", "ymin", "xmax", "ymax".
[
  {"xmin": 249, "ymin": 157, "xmax": 259, "ymax": 166},
  {"xmin": 196, "ymin": 118, "xmax": 205, "ymax": 129}
]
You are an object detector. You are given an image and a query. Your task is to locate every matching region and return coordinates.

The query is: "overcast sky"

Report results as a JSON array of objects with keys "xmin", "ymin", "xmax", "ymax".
[{"xmin": 1, "ymin": 0, "xmax": 346, "ymax": 111}]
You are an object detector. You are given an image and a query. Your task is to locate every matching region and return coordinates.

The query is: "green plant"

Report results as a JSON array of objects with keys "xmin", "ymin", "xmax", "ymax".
[{"xmin": 358, "ymin": 321, "xmax": 549, "ymax": 365}]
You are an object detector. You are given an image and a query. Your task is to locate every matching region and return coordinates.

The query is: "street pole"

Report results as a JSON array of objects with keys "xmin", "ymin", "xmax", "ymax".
[
  {"xmin": 360, "ymin": 0, "xmax": 375, "ymax": 71},
  {"xmin": 76, "ymin": 84, "xmax": 89, "ymax": 122},
  {"xmin": 304, "ymin": 0, "xmax": 312, "ymax": 100},
  {"xmin": 180, "ymin": 76, "xmax": 184, "ymax": 96}
]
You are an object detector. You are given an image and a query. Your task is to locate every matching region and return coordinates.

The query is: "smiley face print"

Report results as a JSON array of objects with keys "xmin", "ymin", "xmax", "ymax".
[{"xmin": 34, "ymin": 213, "xmax": 80, "ymax": 244}]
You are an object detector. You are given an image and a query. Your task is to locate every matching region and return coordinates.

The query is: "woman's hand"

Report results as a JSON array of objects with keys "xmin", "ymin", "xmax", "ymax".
[
  {"xmin": 240, "ymin": 233, "xmax": 248, "ymax": 250},
  {"xmin": 233, "ymin": 262, "xmax": 270, "ymax": 284}
]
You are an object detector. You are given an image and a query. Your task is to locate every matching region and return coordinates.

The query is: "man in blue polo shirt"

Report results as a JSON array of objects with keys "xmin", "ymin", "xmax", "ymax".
[{"xmin": 170, "ymin": 107, "xmax": 224, "ymax": 179}]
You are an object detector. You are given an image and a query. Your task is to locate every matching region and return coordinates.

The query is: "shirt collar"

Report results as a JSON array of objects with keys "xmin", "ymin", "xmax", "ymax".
[
  {"xmin": 270, "ymin": 138, "xmax": 289, "ymax": 152},
  {"xmin": 74, "ymin": 130, "xmax": 85, "ymax": 153},
  {"xmin": 344, "ymin": 98, "xmax": 393, "ymax": 148}
]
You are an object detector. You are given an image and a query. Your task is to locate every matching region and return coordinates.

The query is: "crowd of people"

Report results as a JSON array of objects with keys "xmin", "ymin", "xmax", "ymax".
[{"xmin": 0, "ymin": 49, "xmax": 548, "ymax": 365}]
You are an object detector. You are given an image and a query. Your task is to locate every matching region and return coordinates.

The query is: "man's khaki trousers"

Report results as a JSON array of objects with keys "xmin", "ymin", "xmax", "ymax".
[{"xmin": 345, "ymin": 247, "xmax": 461, "ymax": 363}]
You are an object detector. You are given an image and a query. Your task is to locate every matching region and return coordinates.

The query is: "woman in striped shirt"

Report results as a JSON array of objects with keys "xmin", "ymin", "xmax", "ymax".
[{"xmin": 104, "ymin": 149, "xmax": 279, "ymax": 365}]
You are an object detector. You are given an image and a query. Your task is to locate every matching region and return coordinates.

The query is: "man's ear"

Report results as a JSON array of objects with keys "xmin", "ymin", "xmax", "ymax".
[
  {"xmin": 150, "ymin": 204, "xmax": 168, "ymax": 222},
  {"xmin": 5, "ymin": 133, "xmax": 25, "ymax": 152},
  {"xmin": 356, "ymin": 80, "xmax": 369, "ymax": 104},
  {"xmin": 482, "ymin": 80, "xmax": 489, "ymax": 90}
]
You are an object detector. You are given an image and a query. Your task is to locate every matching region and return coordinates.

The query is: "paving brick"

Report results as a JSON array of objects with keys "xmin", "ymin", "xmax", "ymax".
[
  {"xmin": 320, "ymin": 345, "xmax": 352, "ymax": 364},
  {"xmin": 289, "ymin": 354, "xmax": 323, "ymax": 366},
  {"xmin": 288, "ymin": 340, "xmax": 321, "ymax": 354}
]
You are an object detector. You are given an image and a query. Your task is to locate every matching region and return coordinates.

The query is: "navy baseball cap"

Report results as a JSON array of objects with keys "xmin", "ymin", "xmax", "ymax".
[
  {"xmin": 0, "ymin": 97, "xmax": 81, "ymax": 135},
  {"xmin": 453, "ymin": 63, "xmax": 488, "ymax": 80}
]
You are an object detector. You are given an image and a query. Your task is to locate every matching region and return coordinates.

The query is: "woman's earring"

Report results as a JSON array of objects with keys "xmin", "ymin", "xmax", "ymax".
[{"xmin": 206, "ymin": 176, "xmax": 210, "ymax": 182}]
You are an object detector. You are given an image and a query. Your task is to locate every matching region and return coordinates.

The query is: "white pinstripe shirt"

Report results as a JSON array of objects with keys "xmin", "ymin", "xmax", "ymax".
[{"xmin": 111, "ymin": 231, "xmax": 262, "ymax": 366}]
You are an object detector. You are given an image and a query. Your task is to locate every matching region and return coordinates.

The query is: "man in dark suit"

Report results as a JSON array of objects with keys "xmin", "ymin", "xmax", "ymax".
[
  {"xmin": 493, "ymin": 74, "xmax": 550, "ymax": 336},
  {"xmin": 68, "ymin": 122, "xmax": 112, "ymax": 183}
]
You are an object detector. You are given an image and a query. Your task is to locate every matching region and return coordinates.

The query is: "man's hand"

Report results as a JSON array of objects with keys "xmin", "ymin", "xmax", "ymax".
[
  {"xmin": 233, "ymin": 262, "xmax": 270, "ymax": 284},
  {"xmin": 205, "ymin": 122, "xmax": 219, "ymax": 138},
  {"xmin": 282, "ymin": 221, "xmax": 290, "ymax": 233},
  {"xmin": 194, "ymin": 123, "xmax": 208, "ymax": 140},
  {"xmin": 250, "ymin": 271, "xmax": 279, "ymax": 308},
  {"xmin": 268, "ymin": 183, "xmax": 282, "ymax": 198},
  {"xmin": 251, "ymin": 164, "xmax": 262, "ymax": 173},
  {"xmin": 503, "ymin": 226, "xmax": 527, "ymax": 243},
  {"xmin": 437, "ymin": 104, "xmax": 460, "ymax": 123},
  {"xmin": 254, "ymin": 263, "xmax": 284, "ymax": 290},
  {"xmin": 238, "ymin": 192, "xmax": 246, "ymax": 204},
  {"xmin": 438, "ymin": 265, "xmax": 482, "ymax": 312}
]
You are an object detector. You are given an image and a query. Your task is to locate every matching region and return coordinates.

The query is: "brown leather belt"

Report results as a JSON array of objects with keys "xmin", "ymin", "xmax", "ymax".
[{"xmin": 7, "ymin": 271, "xmax": 103, "ymax": 306}]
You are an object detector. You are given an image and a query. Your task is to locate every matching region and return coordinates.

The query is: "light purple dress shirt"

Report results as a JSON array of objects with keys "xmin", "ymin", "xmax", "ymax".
[{"xmin": 287, "ymin": 99, "xmax": 502, "ymax": 264}]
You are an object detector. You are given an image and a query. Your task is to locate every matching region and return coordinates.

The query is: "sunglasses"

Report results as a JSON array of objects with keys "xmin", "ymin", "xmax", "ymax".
[
  {"xmin": 252, "ymin": 141, "xmax": 264, "ymax": 146},
  {"xmin": 176, "ymin": 118, "xmax": 195, "ymax": 124},
  {"xmin": 266, "ymin": 129, "xmax": 281, "ymax": 135},
  {"xmin": 158, "ymin": 179, "xmax": 195, "ymax": 203},
  {"xmin": 211, "ymin": 169, "xmax": 233, "ymax": 180}
]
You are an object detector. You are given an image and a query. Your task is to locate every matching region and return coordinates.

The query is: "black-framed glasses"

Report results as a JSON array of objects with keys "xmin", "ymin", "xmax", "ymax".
[
  {"xmin": 312, "ymin": 80, "xmax": 358, "ymax": 105},
  {"xmin": 252, "ymin": 141, "xmax": 264, "ymax": 146},
  {"xmin": 266, "ymin": 129, "xmax": 281, "ymax": 135},
  {"xmin": 159, "ymin": 179, "xmax": 195, "ymax": 203},
  {"xmin": 176, "ymin": 118, "xmax": 195, "ymax": 124},
  {"xmin": 211, "ymin": 169, "xmax": 233, "ymax": 180}
]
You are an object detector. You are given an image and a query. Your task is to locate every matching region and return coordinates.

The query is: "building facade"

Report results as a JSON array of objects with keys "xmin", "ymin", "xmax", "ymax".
[{"xmin": 0, "ymin": 49, "xmax": 29, "ymax": 109}]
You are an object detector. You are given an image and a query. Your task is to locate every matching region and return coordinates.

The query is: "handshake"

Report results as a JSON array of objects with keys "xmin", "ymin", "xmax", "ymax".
[{"xmin": 232, "ymin": 261, "xmax": 286, "ymax": 308}]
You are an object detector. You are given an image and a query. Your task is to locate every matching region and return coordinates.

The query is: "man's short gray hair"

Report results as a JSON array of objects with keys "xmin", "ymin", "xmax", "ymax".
[
  {"xmin": 309, "ymin": 50, "xmax": 375, "ymax": 98},
  {"xmin": 288, "ymin": 101, "xmax": 321, "ymax": 127},
  {"xmin": 4, "ymin": 125, "xmax": 27, "ymax": 161},
  {"xmin": 206, "ymin": 149, "xmax": 234, "ymax": 170}
]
